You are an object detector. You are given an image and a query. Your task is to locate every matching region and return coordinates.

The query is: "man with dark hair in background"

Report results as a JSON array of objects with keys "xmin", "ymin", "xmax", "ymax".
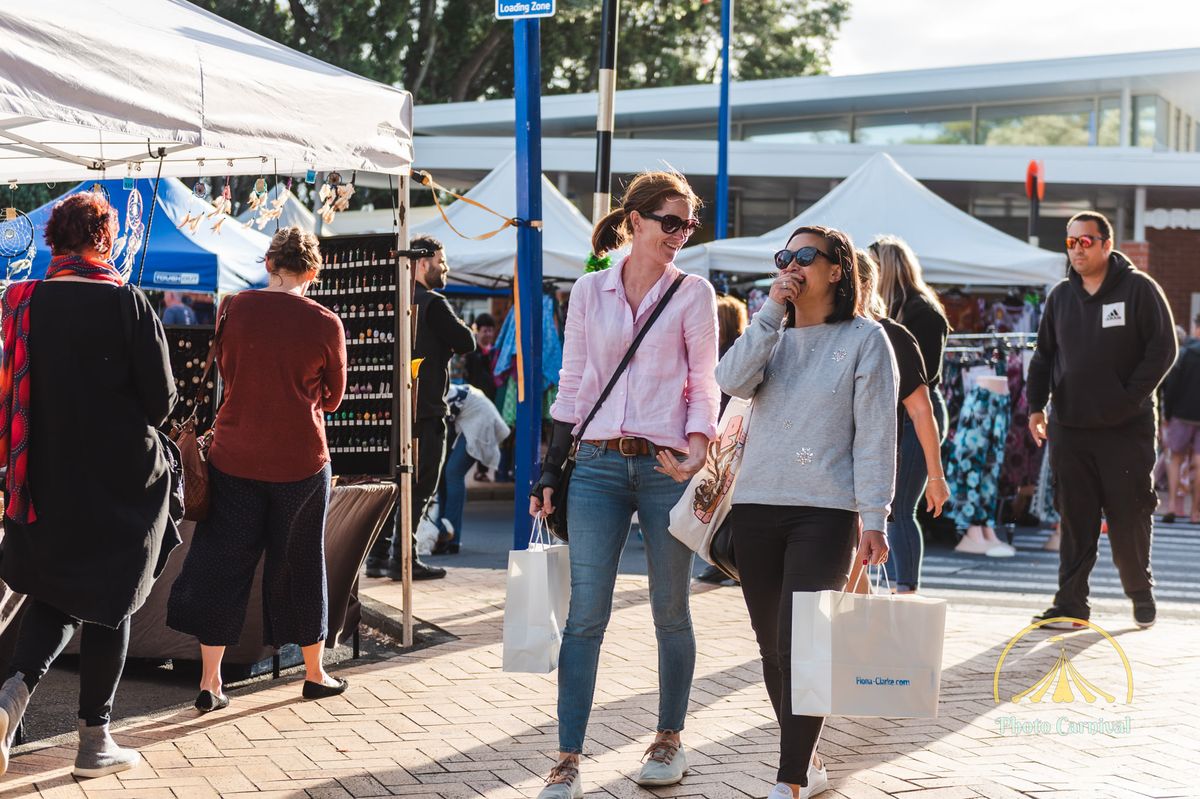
[
  {"xmin": 366, "ymin": 235, "xmax": 476, "ymax": 581},
  {"xmin": 1027, "ymin": 211, "xmax": 1176, "ymax": 630}
]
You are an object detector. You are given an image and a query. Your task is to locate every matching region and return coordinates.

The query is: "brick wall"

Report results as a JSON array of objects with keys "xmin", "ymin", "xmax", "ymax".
[{"xmin": 1142, "ymin": 229, "xmax": 1200, "ymax": 325}]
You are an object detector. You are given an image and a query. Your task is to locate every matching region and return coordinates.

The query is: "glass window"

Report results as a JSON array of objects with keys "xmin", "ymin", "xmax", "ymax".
[
  {"xmin": 977, "ymin": 99, "xmax": 1093, "ymax": 147},
  {"xmin": 1097, "ymin": 97, "xmax": 1121, "ymax": 146},
  {"xmin": 628, "ymin": 125, "xmax": 717, "ymax": 140},
  {"xmin": 853, "ymin": 108, "xmax": 972, "ymax": 145},
  {"xmin": 1132, "ymin": 95, "xmax": 1168, "ymax": 148},
  {"xmin": 742, "ymin": 116, "xmax": 851, "ymax": 144}
]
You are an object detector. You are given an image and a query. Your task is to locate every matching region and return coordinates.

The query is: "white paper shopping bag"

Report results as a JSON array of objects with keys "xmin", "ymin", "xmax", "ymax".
[
  {"xmin": 791, "ymin": 586, "xmax": 946, "ymax": 718},
  {"xmin": 503, "ymin": 518, "xmax": 571, "ymax": 673}
]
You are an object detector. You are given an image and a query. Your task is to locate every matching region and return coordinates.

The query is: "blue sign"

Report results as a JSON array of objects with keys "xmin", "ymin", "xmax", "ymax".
[{"xmin": 495, "ymin": 0, "xmax": 554, "ymax": 20}]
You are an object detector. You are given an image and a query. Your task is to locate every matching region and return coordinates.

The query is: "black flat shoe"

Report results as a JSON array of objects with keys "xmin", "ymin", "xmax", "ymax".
[
  {"xmin": 302, "ymin": 677, "xmax": 349, "ymax": 700},
  {"xmin": 194, "ymin": 690, "xmax": 229, "ymax": 713}
]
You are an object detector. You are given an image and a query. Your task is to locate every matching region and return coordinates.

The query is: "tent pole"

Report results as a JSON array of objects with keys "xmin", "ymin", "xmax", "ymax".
[{"xmin": 395, "ymin": 173, "xmax": 414, "ymax": 648}]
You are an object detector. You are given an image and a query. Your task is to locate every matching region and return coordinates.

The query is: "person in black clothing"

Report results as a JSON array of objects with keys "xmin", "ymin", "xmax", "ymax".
[
  {"xmin": 366, "ymin": 235, "xmax": 476, "ymax": 581},
  {"xmin": 869, "ymin": 236, "xmax": 957, "ymax": 579},
  {"xmin": 0, "ymin": 192, "xmax": 178, "ymax": 778},
  {"xmin": 463, "ymin": 312, "xmax": 498, "ymax": 402},
  {"xmin": 1160, "ymin": 314, "xmax": 1200, "ymax": 523},
  {"xmin": 1027, "ymin": 211, "xmax": 1176, "ymax": 631}
]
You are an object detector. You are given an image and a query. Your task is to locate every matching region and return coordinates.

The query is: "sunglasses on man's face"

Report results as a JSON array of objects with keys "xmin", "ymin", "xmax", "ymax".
[
  {"xmin": 774, "ymin": 246, "xmax": 834, "ymax": 270},
  {"xmin": 1065, "ymin": 234, "xmax": 1109, "ymax": 251},
  {"xmin": 642, "ymin": 211, "xmax": 702, "ymax": 236}
]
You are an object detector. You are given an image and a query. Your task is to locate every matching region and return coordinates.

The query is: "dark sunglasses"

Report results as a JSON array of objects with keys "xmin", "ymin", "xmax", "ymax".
[
  {"xmin": 642, "ymin": 211, "xmax": 702, "ymax": 236},
  {"xmin": 774, "ymin": 246, "xmax": 834, "ymax": 270},
  {"xmin": 1065, "ymin": 235, "xmax": 1109, "ymax": 250}
]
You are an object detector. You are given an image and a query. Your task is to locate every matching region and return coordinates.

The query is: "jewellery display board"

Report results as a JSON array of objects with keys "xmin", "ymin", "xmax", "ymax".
[
  {"xmin": 313, "ymin": 233, "xmax": 402, "ymax": 478},
  {"xmin": 165, "ymin": 325, "xmax": 217, "ymax": 433}
]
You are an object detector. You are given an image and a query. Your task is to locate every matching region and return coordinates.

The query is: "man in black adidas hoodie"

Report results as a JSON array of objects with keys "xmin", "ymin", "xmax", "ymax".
[{"xmin": 1025, "ymin": 211, "xmax": 1176, "ymax": 631}]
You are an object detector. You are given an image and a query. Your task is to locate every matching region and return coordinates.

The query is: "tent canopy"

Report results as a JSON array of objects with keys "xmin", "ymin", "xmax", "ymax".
[
  {"xmin": 414, "ymin": 153, "xmax": 592, "ymax": 282},
  {"xmin": 0, "ymin": 0, "xmax": 413, "ymax": 182},
  {"xmin": 701, "ymin": 153, "xmax": 1064, "ymax": 286},
  {"xmin": 25, "ymin": 177, "xmax": 270, "ymax": 293}
]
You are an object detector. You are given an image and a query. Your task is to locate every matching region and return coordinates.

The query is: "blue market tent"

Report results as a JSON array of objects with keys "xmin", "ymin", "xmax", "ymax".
[{"xmin": 26, "ymin": 177, "xmax": 270, "ymax": 292}]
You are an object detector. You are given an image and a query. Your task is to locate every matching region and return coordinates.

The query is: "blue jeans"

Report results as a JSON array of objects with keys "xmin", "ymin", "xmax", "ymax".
[
  {"xmin": 436, "ymin": 434, "xmax": 474, "ymax": 543},
  {"xmin": 886, "ymin": 388, "xmax": 947, "ymax": 592},
  {"xmin": 557, "ymin": 443, "xmax": 694, "ymax": 754}
]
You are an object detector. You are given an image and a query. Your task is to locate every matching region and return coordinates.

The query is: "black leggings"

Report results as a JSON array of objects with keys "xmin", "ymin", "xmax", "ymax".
[
  {"xmin": 731, "ymin": 504, "xmax": 858, "ymax": 786},
  {"xmin": 7, "ymin": 600, "xmax": 130, "ymax": 727}
]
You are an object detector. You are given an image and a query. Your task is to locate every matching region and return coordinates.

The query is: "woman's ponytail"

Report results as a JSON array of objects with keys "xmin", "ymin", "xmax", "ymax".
[{"xmin": 591, "ymin": 207, "xmax": 628, "ymax": 257}]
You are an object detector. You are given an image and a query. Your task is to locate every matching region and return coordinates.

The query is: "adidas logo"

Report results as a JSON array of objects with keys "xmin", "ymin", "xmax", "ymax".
[{"xmin": 1105, "ymin": 308, "xmax": 1121, "ymax": 321}]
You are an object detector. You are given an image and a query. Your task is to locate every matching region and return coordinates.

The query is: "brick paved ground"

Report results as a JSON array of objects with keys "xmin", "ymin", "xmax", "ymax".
[{"xmin": 2, "ymin": 564, "xmax": 1196, "ymax": 799}]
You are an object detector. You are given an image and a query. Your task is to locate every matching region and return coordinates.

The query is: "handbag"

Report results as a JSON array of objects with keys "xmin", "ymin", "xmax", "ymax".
[
  {"xmin": 546, "ymin": 272, "xmax": 688, "ymax": 542},
  {"xmin": 667, "ymin": 395, "xmax": 753, "ymax": 581},
  {"xmin": 502, "ymin": 516, "xmax": 572, "ymax": 673},
  {"xmin": 169, "ymin": 296, "xmax": 232, "ymax": 521},
  {"xmin": 791, "ymin": 568, "xmax": 947, "ymax": 718}
]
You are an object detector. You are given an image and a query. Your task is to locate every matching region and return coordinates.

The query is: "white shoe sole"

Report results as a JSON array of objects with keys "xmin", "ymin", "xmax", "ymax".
[
  {"xmin": 0, "ymin": 712, "xmax": 10, "ymax": 776},
  {"xmin": 72, "ymin": 751, "xmax": 142, "ymax": 779},
  {"xmin": 636, "ymin": 768, "xmax": 688, "ymax": 786}
]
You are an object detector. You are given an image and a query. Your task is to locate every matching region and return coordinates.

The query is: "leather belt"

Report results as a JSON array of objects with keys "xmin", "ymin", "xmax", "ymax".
[{"xmin": 583, "ymin": 436, "xmax": 656, "ymax": 457}]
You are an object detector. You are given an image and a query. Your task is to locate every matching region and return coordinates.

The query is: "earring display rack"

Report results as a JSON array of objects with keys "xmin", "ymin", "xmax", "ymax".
[
  {"xmin": 313, "ymin": 233, "xmax": 403, "ymax": 478},
  {"xmin": 165, "ymin": 325, "xmax": 217, "ymax": 433}
]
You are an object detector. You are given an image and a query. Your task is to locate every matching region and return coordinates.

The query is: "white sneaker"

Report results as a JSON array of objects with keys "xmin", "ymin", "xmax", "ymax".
[
  {"xmin": 537, "ymin": 759, "xmax": 583, "ymax": 799},
  {"xmin": 767, "ymin": 784, "xmax": 793, "ymax": 799},
  {"xmin": 986, "ymin": 542, "xmax": 1016, "ymax": 558},
  {"xmin": 636, "ymin": 740, "xmax": 687, "ymax": 786},
  {"xmin": 803, "ymin": 763, "xmax": 829, "ymax": 798}
]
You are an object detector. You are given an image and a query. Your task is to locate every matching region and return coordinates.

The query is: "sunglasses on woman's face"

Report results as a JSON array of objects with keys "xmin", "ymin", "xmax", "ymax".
[
  {"xmin": 774, "ymin": 246, "xmax": 834, "ymax": 270},
  {"xmin": 1065, "ymin": 234, "xmax": 1109, "ymax": 250},
  {"xmin": 642, "ymin": 211, "xmax": 702, "ymax": 236}
]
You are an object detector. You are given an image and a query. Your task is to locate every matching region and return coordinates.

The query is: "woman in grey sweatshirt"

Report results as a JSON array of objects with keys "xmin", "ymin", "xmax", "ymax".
[{"xmin": 715, "ymin": 225, "xmax": 898, "ymax": 799}]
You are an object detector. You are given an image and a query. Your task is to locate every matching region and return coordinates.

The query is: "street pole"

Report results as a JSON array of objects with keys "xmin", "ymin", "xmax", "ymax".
[
  {"xmin": 394, "ymin": 173, "xmax": 413, "ymax": 647},
  {"xmin": 513, "ymin": 17, "xmax": 544, "ymax": 551},
  {"xmin": 715, "ymin": 0, "xmax": 733, "ymax": 240},
  {"xmin": 592, "ymin": 0, "xmax": 619, "ymax": 225}
]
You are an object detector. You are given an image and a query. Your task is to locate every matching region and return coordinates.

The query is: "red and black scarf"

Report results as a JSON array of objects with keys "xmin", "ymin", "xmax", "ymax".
[{"xmin": 0, "ymin": 255, "xmax": 124, "ymax": 523}]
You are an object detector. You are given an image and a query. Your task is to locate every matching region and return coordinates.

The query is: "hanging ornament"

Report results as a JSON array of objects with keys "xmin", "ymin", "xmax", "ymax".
[
  {"xmin": 119, "ymin": 184, "xmax": 146, "ymax": 278},
  {"xmin": 209, "ymin": 183, "xmax": 233, "ymax": 232},
  {"xmin": 1, "ymin": 196, "xmax": 35, "ymax": 281}
]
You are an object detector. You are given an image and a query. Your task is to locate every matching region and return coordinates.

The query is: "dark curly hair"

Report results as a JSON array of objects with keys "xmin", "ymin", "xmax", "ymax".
[
  {"xmin": 783, "ymin": 225, "xmax": 860, "ymax": 327},
  {"xmin": 44, "ymin": 192, "xmax": 118, "ymax": 256}
]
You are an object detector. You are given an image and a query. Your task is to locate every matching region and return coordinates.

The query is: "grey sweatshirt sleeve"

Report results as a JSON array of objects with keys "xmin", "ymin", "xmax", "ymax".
[
  {"xmin": 716, "ymin": 297, "xmax": 786, "ymax": 399},
  {"xmin": 854, "ymin": 327, "xmax": 900, "ymax": 532}
]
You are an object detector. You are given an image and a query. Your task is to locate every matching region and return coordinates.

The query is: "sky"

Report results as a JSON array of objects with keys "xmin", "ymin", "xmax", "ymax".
[{"xmin": 827, "ymin": 0, "xmax": 1200, "ymax": 75}]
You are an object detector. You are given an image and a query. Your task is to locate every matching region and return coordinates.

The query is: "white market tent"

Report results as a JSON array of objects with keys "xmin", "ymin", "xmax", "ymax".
[
  {"xmin": 0, "ymin": 0, "xmax": 412, "ymax": 182},
  {"xmin": 699, "ymin": 153, "xmax": 1064, "ymax": 286},
  {"xmin": 414, "ymin": 152, "xmax": 593, "ymax": 282},
  {"xmin": 0, "ymin": 0, "xmax": 420, "ymax": 642}
]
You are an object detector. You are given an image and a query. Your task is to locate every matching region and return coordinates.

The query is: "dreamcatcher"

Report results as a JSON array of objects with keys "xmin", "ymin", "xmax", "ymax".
[
  {"xmin": 117, "ymin": 178, "xmax": 146, "ymax": 281},
  {"xmin": 248, "ymin": 176, "xmax": 290, "ymax": 230},
  {"xmin": 1, "ymin": 183, "xmax": 36, "ymax": 282},
  {"xmin": 317, "ymin": 170, "xmax": 355, "ymax": 225},
  {"xmin": 179, "ymin": 160, "xmax": 209, "ymax": 233}
]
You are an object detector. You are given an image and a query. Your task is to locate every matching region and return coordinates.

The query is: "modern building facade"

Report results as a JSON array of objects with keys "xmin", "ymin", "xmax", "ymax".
[{"xmin": 414, "ymin": 48, "xmax": 1200, "ymax": 321}]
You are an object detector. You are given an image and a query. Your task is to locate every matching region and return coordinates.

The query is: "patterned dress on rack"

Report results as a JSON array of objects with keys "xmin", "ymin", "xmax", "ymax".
[{"xmin": 945, "ymin": 384, "xmax": 1011, "ymax": 529}]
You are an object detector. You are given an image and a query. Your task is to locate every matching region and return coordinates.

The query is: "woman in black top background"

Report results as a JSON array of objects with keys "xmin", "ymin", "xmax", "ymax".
[
  {"xmin": 0, "ymin": 192, "xmax": 177, "ymax": 778},
  {"xmin": 860, "ymin": 243, "xmax": 949, "ymax": 593}
]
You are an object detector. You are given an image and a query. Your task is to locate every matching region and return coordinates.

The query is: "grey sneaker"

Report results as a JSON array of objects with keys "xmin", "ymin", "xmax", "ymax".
[
  {"xmin": 537, "ymin": 758, "xmax": 583, "ymax": 799},
  {"xmin": 636, "ymin": 739, "xmax": 688, "ymax": 786},
  {"xmin": 73, "ymin": 721, "xmax": 141, "ymax": 778},
  {"xmin": 0, "ymin": 673, "xmax": 32, "ymax": 776}
]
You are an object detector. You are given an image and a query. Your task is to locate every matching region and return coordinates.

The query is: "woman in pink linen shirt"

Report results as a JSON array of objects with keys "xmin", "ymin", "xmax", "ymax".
[{"xmin": 527, "ymin": 171, "xmax": 720, "ymax": 797}]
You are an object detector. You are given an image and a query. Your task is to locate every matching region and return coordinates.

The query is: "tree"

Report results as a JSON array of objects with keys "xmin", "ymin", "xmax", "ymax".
[{"xmin": 194, "ymin": 0, "xmax": 850, "ymax": 105}]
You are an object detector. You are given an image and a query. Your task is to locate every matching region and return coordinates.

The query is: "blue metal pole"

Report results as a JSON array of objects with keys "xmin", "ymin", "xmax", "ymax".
[
  {"xmin": 513, "ymin": 17, "xmax": 544, "ymax": 551},
  {"xmin": 715, "ymin": 0, "xmax": 733, "ymax": 240}
]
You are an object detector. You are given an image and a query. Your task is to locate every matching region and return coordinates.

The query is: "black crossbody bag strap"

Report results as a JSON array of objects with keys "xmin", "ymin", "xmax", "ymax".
[{"xmin": 572, "ymin": 272, "xmax": 688, "ymax": 446}]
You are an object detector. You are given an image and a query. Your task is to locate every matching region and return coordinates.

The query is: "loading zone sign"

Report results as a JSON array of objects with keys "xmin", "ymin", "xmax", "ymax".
[{"xmin": 496, "ymin": 0, "xmax": 555, "ymax": 19}]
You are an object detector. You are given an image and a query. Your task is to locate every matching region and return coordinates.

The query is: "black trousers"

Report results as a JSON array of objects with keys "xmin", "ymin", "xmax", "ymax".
[
  {"xmin": 731, "ymin": 503, "xmax": 859, "ymax": 786},
  {"xmin": 369, "ymin": 416, "xmax": 448, "ymax": 561},
  {"xmin": 8, "ymin": 600, "xmax": 130, "ymax": 727},
  {"xmin": 1050, "ymin": 417, "xmax": 1157, "ymax": 615},
  {"xmin": 167, "ymin": 464, "xmax": 332, "ymax": 647}
]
